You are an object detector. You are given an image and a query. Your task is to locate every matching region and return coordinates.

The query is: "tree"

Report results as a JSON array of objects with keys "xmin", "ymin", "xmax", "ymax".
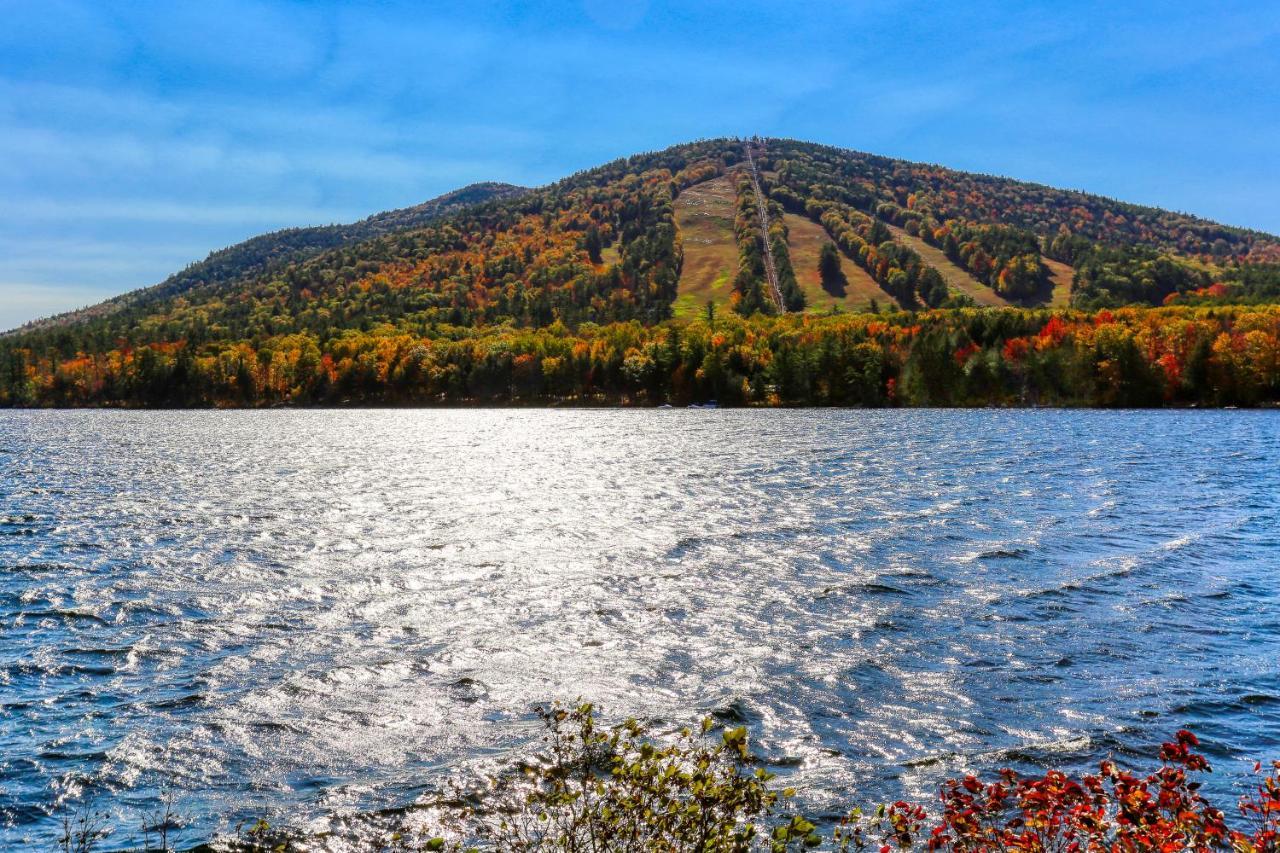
[
  {"xmin": 918, "ymin": 266, "xmax": 948, "ymax": 307},
  {"xmin": 887, "ymin": 268, "xmax": 912, "ymax": 306},
  {"xmin": 818, "ymin": 241, "xmax": 845, "ymax": 295},
  {"xmin": 584, "ymin": 225, "xmax": 604, "ymax": 264}
]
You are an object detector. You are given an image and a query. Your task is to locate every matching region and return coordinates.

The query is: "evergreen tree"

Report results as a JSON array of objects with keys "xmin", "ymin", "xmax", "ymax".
[
  {"xmin": 584, "ymin": 225, "xmax": 604, "ymax": 264},
  {"xmin": 818, "ymin": 242, "xmax": 845, "ymax": 294}
]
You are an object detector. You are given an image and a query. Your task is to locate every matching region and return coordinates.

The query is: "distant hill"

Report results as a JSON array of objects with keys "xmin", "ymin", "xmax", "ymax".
[
  {"xmin": 7, "ymin": 181, "xmax": 526, "ymax": 335},
  {"xmin": 3, "ymin": 137, "xmax": 1279, "ymax": 407}
]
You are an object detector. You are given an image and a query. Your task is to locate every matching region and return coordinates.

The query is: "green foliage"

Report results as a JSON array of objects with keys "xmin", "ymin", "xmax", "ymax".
[
  {"xmin": 917, "ymin": 267, "xmax": 949, "ymax": 308},
  {"xmin": 1070, "ymin": 245, "xmax": 1211, "ymax": 307},
  {"xmin": 769, "ymin": 220, "xmax": 806, "ymax": 312},
  {"xmin": 732, "ymin": 174, "xmax": 774, "ymax": 316},
  {"xmin": 817, "ymin": 242, "xmax": 842, "ymax": 291},
  {"xmin": 938, "ymin": 221, "xmax": 1046, "ymax": 300},
  {"xmin": 816, "ymin": 205, "xmax": 923, "ymax": 307},
  {"xmin": 1222, "ymin": 262, "xmax": 1280, "ymax": 300},
  {"xmin": 460, "ymin": 703, "xmax": 812, "ymax": 852},
  {"xmin": 584, "ymin": 225, "xmax": 604, "ymax": 264}
]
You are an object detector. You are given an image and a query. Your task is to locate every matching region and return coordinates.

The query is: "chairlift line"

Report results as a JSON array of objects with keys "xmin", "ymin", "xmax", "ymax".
[{"xmin": 744, "ymin": 142, "xmax": 786, "ymax": 312}]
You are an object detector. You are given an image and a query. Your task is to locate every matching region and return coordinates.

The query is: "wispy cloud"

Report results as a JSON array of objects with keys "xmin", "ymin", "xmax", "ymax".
[{"xmin": 0, "ymin": 0, "xmax": 1277, "ymax": 330}]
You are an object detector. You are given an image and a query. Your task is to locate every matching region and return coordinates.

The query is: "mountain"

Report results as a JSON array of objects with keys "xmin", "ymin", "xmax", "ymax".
[
  {"xmin": 2, "ymin": 137, "xmax": 1279, "ymax": 408},
  {"xmin": 7, "ymin": 181, "xmax": 526, "ymax": 335}
]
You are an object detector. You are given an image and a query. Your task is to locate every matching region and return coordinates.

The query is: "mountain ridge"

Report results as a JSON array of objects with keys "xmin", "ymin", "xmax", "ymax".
[
  {"xmin": 11, "ymin": 137, "xmax": 1280, "ymax": 337},
  {"xmin": 5, "ymin": 181, "xmax": 527, "ymax": 336}
]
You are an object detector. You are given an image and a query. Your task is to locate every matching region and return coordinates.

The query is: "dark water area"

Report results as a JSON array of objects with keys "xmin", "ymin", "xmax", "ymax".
[{"xmin": 1, "ymin": 410, "xmax": 1278, "ymax": 849}]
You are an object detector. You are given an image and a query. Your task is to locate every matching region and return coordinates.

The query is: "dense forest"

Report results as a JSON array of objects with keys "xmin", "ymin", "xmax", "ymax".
[
  {"xmin": 4, "ymin": 306, "xmax": 1278, "ymax": 408},
  {"xmin": 3, "ymin": 137, "xmax": 1279, "ymax": 407}
]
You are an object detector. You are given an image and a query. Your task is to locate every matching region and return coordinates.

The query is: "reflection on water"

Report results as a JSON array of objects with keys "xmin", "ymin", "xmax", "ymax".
[{"xmin": 1, "ymin": 410, "xmax": 1278, "ymax": 849}]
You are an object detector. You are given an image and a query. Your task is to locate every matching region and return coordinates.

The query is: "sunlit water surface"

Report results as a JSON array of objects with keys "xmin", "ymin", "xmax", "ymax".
[{"xmin": 1, "ymin": 410, "xmax": 1278, "ymax": 849}]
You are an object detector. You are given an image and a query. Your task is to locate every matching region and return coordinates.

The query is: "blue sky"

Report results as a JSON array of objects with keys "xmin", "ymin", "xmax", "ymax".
[{"xmin": 2, "ymin": 0, "xmax": 1278, "ymax": 330}]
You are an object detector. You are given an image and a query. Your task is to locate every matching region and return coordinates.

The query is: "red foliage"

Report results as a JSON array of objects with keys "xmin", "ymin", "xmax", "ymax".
[
  {"xmin": 1234, "ymin": 759, "xmax": 1280, "ymax": 852},
  {"xmin": 955, "ymin": 342, "xmax": 981, "ymax": 365},
  {"xmin": 1002, "ymin": 337, "xmax": 1031, "ymax": 362},
  {"xmin": 1038, "ymin": 316, "xmax": 1069, "ymax": 346},
  {"xmin": 844, "ymin": 730, "xmax": 1280, "ymax": 852}
]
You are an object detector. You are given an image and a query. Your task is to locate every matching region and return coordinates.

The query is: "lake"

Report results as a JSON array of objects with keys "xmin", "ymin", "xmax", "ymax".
[{"xmin": 2, "ymin": 410, "xmax": 1278, "ymax": 849}]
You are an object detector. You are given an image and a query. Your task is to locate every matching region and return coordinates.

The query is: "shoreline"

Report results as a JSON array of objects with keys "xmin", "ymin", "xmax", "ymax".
[{"xmin": 2, "ymin": 401, "xmax": 1277, "ymax": 411}]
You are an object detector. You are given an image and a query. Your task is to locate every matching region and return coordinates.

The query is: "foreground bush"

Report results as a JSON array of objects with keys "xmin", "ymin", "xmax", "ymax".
[
  {"xmin": 60, "ymin": 705, "xmax": 1280, "ymax": 851},
  {"xmin": 216, "ymin": 705, "xmax": 1280, "ymax": 852}
]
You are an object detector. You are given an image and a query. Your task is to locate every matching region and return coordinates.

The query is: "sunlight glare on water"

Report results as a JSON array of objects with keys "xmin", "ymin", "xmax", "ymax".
[{"xmin": 1, "ymin": 409, "xmax": 1279, "ymax": 849}]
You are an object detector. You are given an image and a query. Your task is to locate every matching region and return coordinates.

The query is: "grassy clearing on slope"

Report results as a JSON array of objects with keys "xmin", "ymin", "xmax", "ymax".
[
  {"xmin": 885, "ymin": 223, "xmax": 1010, "ymax": 307},
  {"xmin": 783, "ymin": 212, "xmax": 885, "ymax": 312},
  {"xmin": 1043, "ymin": 257, "xmax": 1074, "ymax": 307},
  {"xmin": 672, "ymin": 173, "xmax": 740, "ymax": 319}
]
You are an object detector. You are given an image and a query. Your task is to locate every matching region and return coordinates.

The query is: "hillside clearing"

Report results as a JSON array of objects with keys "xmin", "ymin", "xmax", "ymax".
[
  {"xmin": 673, "ymin": 173, "xmax": 740, "ymax": 318},
  {"xmin": 1044, "ymin": 257, "xmax": 1074, "ymax": 307},
  {"xmin": 783, "ymin": 213, "xmax": 886, "ymax": 312},
  {"xmin": 885, "ymin": 223, "xmax": 1010, "ymax": 307}
]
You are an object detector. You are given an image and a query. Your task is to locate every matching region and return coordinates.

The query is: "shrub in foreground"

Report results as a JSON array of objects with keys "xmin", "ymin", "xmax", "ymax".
[
  {"xmin": 399, "ymin": 708, "xmax": 1278, "ymax": 853},
  {"xmin": 61, "ymin": 705, "xmax": 1280, "ymax": 851},
  {"xmin": 221, "ymin": 706, "xmax": 1279, "ymax": 852}
]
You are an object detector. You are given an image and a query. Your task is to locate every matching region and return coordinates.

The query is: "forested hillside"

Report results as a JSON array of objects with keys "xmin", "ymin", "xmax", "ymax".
[
  {"xmin": 7, "ymin": 182, "xmax": 526, "ymax": 336},
  {"xmin": 4, "ymin": 137, "xmax": 1279, "ymax": 407}
]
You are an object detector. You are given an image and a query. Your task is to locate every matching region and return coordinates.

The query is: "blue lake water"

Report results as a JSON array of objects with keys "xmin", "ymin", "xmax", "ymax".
[{"xmin": 1, "ymin": 410, "xmax": 1278, "ymax": 849}]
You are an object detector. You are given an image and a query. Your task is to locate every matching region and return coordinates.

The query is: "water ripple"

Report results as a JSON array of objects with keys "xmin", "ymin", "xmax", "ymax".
[{"xmin": 0, "ymin": 409, "xmax": 1278, "ymax": 849}]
